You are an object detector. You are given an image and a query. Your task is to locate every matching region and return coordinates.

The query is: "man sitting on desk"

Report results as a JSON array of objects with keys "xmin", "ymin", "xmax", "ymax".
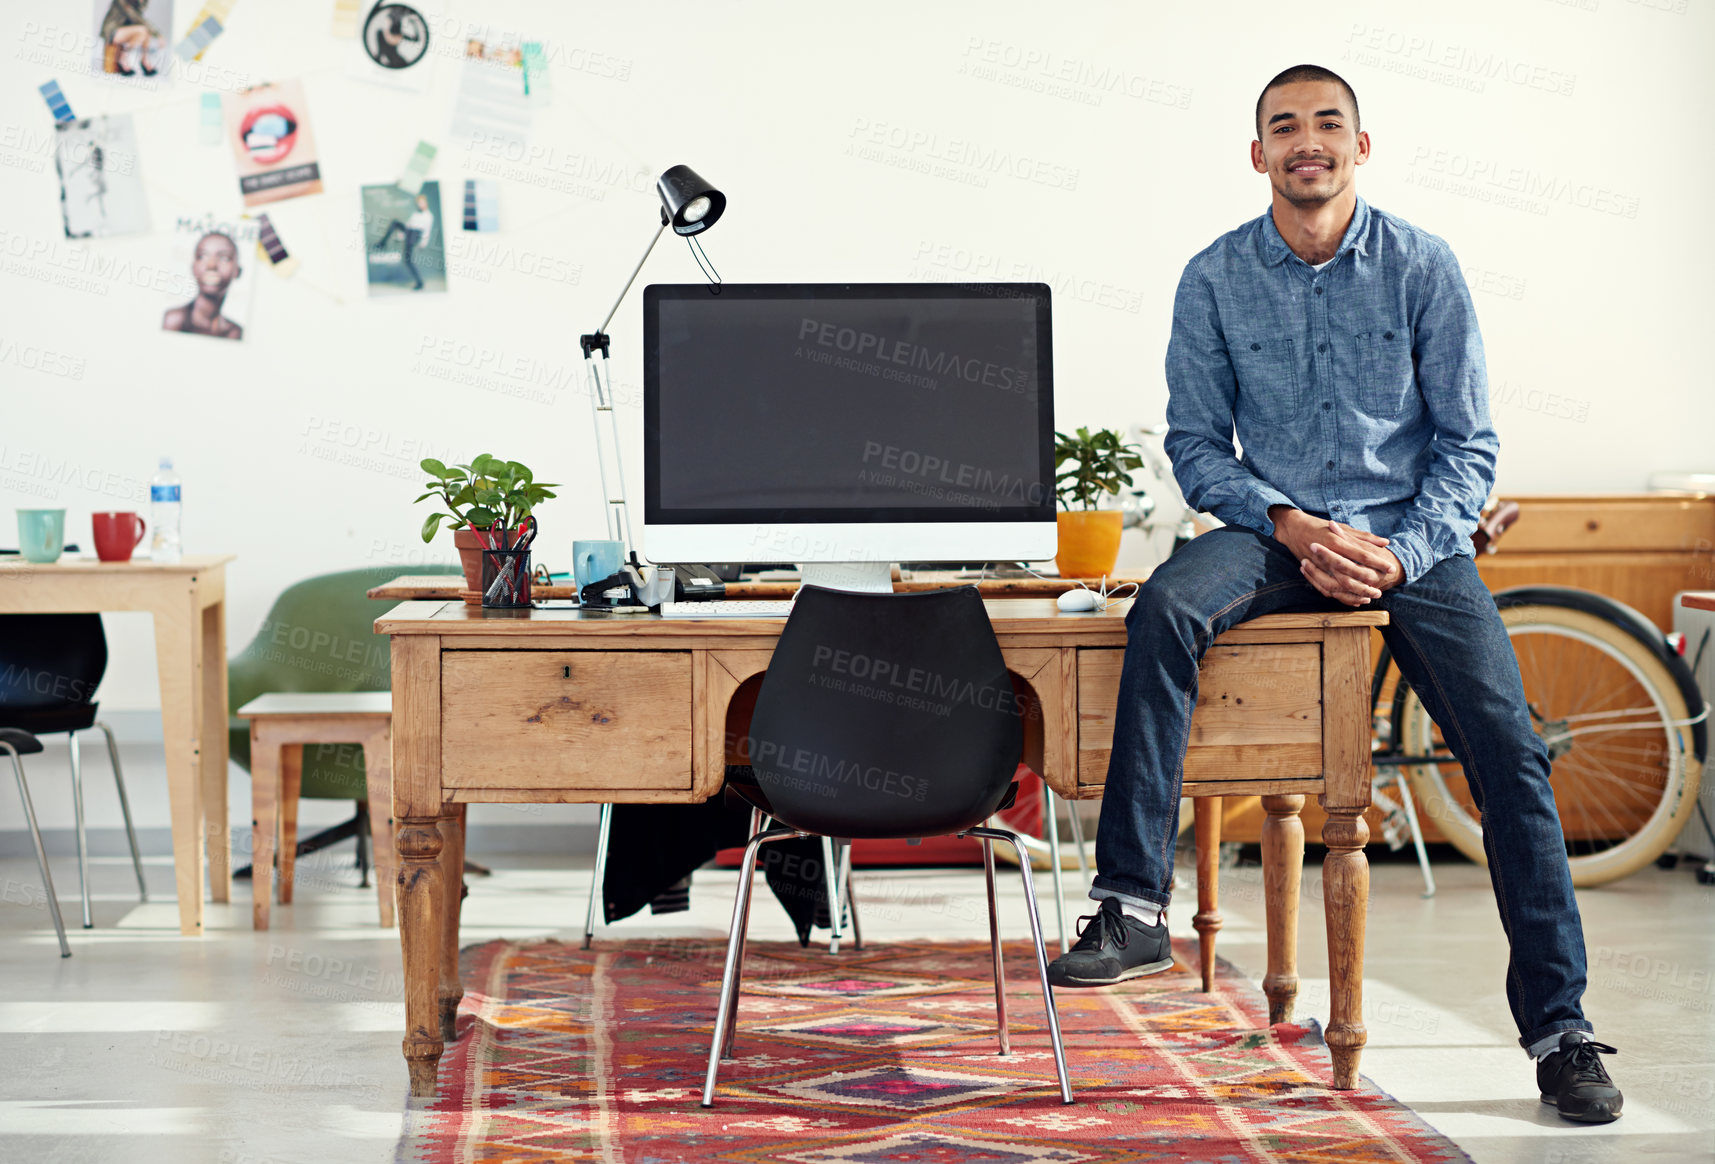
[{"xmin": 1045, "ymin": 64, "xmax": 1622, "ymax": 1124}]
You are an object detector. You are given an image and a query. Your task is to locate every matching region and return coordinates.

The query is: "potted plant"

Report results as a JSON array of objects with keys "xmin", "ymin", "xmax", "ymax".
[
  {"xmin": 417, "ymin": 454, "xmax": 559, "ymax": 592},
  {"xmin": 1054, "ymin": 426, "xmax": 1143, "ymax": 580}
]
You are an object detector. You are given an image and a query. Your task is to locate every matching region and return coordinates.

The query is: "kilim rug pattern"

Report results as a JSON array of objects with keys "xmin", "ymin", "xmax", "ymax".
[{"xmin": 398, "ymin": 936, "xmax": 1467, "ymax": 1163}]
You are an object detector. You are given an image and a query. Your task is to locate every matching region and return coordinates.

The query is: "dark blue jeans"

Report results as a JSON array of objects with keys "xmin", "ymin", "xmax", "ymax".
[{"xmin": 1092, "ymin": 525, "xmax": 1593, "ymax": 1050}]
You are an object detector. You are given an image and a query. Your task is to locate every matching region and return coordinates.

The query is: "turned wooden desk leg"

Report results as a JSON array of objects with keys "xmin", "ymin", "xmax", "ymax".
[
  {"xmin": 397, "ymin": 818, "xmax": 445, "ymax": 1097},
  {"xmin": 1322, "ymin": 807, "xmax": 1370, "ymax": 1088},
  {"xmin": 1261, "ymin": 793, "xmax": 1305, "ymax": 1024},
  {"xmin": 1192, "ymin": 797, "xmax": 1222, "ymax": 993},
  {"xmin": 438, "ymin": 805, "xmax": 467, "ymax": 1043}
]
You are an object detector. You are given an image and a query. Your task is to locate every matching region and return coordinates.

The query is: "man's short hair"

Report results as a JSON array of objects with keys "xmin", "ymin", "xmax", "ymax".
[{"xmin": 1255, "ymin": 64, "xmax": 1360, "ymax": 141}]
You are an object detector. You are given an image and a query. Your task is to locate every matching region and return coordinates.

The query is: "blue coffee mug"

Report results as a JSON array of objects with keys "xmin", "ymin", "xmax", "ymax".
[
  {"xmin": 17, "ymin": 509, "xmax": 66, "ymax": 564},
  {"xmin": 573, "ymin": 539, "xmax": 625, "ymax": 593}
]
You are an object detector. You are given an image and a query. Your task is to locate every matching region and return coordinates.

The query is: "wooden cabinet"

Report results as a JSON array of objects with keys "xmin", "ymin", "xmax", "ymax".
[{"xmin": 1475, "ymin": 493, "xmax": 1715, "ymax": 631}]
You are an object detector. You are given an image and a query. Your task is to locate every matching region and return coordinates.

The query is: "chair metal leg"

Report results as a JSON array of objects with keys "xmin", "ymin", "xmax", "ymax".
[
  {"xmin": 5, "ymin": 743, "xmax": 70, "ymax": 957},
  {"xmin": 582, "ymin": 802, "xmax": 613, "ymax": 950},
  {"xmin": 837, "ymin": 839, "xmax": 862, "ymax": 950},
  {"xmin": 1396, "ymin": 771, "xmax": 1436, "ymax": 898},
  {"xmin": 355, "ymin": 804, "xmax": 371, "ymax": 887},
  {"xmin": 97, "ymin": 723, "xmax": 147, "ymax": 902},
  {"xmin": 1064, "ymin": 795, "xmax": 1091, "ymax": 887},
  {"xmin": 703, "ymin": 825, "xmax": 801, "ymax": 1108},
  {"xmin": 69, "ymin": 733, "xmax": 92, "ymax": 929},
  {"xmin": 968, "ymin": 825, "xmax": 1074, "ymax": 1104},
  {"xmin": 982, "ymin": 837, "xmax": 1010, "ymax": 1055},
  {"xmin": 822, "ymin": 835, "xmax": 843, "ymax": 954},
  {"xmin": 1044, "ymin": 787, "xmax": 1069, "ymax": 954},
  {"xmin": 721, "ymin": 808, "xmax": 765, "ymax": 1060}
]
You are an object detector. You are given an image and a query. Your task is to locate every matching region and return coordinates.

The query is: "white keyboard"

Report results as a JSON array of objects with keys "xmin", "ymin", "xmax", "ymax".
[{"xmin": 659, "ymin": 600, "xmax": 795, "ymax": 619}]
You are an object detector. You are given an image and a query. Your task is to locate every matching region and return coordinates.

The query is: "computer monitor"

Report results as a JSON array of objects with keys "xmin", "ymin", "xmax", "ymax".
[{"xmin": 643, "ymin": 282, "xmax": 1055, "ymax": 591}]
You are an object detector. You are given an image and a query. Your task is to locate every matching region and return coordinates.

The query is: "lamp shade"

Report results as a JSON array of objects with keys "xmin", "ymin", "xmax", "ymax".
[{"xmin": 656, "ymin": 164, "xmax": 726, "ymax": 236}]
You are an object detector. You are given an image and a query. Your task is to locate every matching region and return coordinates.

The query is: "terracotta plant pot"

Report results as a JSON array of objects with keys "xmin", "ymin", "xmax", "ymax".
[
  {"xmin": 1055, "ymin": 510, "xmax": 1124, "ymax": 580},
  {"xmin": 453, "ymin": 527, "xmax": 516, "ymax": 592}
]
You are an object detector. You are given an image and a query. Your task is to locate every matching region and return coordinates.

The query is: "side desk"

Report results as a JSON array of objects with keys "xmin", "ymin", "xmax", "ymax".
[
  {"xmin": 376, "ymin": 598, "xmax": 1387, "ymax": 1097},
  {"xmin": 0, "ymin": 554, "xmax": 234, "ymax": 935}
]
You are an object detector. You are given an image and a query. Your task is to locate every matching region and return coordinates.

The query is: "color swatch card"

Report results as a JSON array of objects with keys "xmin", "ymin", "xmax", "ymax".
[
  {"xmin": 461, "ymin": 178, "xmax": 498, "ymax": 231},
  {"xmin": 253, "ymin": 212, "xmax": 298, "ymax": 277},
  {"xmin": 199, "ymin": 91, "xmax": 222, "ymax": 144},
  {"xmin": 39, "ymin": 80, "xmax": 74, "ymax": 123},
  {"xmin": 224, "ymin": 79, "xmax": 323, "ymax": 206},
  {"xmin": 397, "ymin": 139, "xmax": 436, "ymax": 195}
]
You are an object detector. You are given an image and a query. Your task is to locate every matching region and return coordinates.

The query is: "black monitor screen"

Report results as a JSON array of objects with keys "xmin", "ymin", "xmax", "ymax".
[{"xmin": 644, "ymin": 283, "xmax": 1054, "ymax": 523}]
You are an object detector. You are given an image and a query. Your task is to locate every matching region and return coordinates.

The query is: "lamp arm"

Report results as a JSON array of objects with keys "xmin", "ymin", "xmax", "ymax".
[{"xmin": 594, "ymin": 217, "xmax": 667, "ymax": 339}]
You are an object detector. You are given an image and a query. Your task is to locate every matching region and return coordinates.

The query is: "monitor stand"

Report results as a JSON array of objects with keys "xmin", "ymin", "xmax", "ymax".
[{"xmin": 797, "ymin": 561, "xmax": 894, "ymax": 594}]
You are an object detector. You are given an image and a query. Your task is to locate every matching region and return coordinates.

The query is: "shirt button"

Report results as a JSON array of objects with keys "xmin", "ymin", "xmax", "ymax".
[
  {"xmin": 1322, "ymin": 401, "xmax": 1332, "ymax": 410},
  {"xmin": 1315, "ymin": 286, "xmax": 1323, "ymax": 295},
  {"xmin": 1317, "ymin": 342, "xmax": 1327, "ymax": 353},
  {"xmin": 1326, "ymin": 460, "xmax": 1335, "ymax": 469},
  {"xmin": 1384, "ymin": 331, "xmax": 1395, "ymax": 340},
  {"xmin": 1250, "ymin": 342, "xmax": 1261, "ymax": 351}
]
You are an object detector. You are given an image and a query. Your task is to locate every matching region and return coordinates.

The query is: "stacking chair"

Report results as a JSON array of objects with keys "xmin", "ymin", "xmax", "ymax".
[
  {"xmin": 0, "ymin": 614, "xmax": 148, "ymax": 956},
  {"xmin": 702, "ymin": 586, "xmax": 1073, "ymax": 1107}
]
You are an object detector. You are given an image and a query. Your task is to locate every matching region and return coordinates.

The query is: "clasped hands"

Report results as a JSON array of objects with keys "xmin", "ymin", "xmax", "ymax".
[{"xmin": 1268, "ymin": 505, "xmax": 1404, "ymax": 607}]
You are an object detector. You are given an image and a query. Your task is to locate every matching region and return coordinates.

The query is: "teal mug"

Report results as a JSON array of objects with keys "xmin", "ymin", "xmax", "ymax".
[
  {"xmin": 17, "ymin": 508, "xmax": 66, "ymax": 563},
  {"xmin": 573, "ymin": 539, "xmax": 625, "ymax": 593}
]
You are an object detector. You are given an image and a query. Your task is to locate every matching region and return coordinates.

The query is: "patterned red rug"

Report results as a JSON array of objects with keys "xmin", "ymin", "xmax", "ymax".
[{"xmin": 399, "ymin": 936, "xmax": 1467, "ymax": 1163}]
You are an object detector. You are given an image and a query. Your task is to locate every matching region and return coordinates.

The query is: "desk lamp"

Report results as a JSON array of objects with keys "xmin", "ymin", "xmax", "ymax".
[{"xmin": 580, "ymin": 165, "xmax": 725, "ymax": 558}]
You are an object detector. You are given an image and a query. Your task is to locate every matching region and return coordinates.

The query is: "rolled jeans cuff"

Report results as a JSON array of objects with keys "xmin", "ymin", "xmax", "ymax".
[
  {"xmin": 1090, "ymin": 875, "xmax": 1170, "ymax": 911},
  {"xmin": 1520, "ymin": 1020, "xmax": 1594, "ymax": 1057}
]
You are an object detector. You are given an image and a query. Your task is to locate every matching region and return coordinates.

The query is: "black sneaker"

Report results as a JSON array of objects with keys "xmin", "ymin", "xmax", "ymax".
[
  {"xmin": 1046, "ymin": 897, "xmax": 1174, "ymax": 987},
  {"xmin": 1537, "ymin": 1033, "xmax": 1622, "ymax": 1123}
]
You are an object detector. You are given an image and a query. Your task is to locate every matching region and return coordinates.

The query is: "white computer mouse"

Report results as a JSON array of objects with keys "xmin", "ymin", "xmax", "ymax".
[{"xmin": 1056, "ymin": 588, "xmax": 1100, "ymax": 612}]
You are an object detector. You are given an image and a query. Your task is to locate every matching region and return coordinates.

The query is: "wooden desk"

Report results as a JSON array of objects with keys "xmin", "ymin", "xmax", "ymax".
[
  {"xmin": 377, "ymin": 599, "xmax": 1386, "ymax": 1096},
  {"xmin": 0, "ymin": 555, "xmax": 234, "ymax": 935},
  {"xmin": 366, "ymin": 572, "xmax": 1148, "ymax": 603}
]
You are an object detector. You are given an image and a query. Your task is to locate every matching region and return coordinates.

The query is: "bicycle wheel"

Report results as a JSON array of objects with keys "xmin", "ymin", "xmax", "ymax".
[{"xmin": 1401, "ymin": 600, "xmax": 1705, "ymax": 886}]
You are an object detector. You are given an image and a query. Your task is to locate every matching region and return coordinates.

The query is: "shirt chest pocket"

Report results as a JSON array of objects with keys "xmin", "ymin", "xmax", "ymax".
[
  {"xmin": 1355, "ymin": 328, "xmax": 1418, "ymax": 417},
  {"xmin": 1230, "ymin": 338, "xmax": 1300, "ymax": 419}
]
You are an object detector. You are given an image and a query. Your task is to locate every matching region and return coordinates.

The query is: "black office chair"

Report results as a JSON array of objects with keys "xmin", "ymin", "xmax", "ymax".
[
  {"xmin": 701, "ymin": 586, "xmax": 1073, "ymax": 1107},
  {"xmin": 0, "ymin": 614, "xmax": 149, "ymax": 956}
]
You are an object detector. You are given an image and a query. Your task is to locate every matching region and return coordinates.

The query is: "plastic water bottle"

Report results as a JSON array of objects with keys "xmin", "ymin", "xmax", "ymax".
[{"xmin": 150, "ymin": 457, "xmax": 182, "ymax": 563}]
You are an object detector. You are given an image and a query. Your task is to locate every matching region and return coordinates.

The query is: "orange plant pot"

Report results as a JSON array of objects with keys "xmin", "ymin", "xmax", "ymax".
[{"xmin": 1055, "ymin": 510, "xmax": 1124, "ymax": 580}]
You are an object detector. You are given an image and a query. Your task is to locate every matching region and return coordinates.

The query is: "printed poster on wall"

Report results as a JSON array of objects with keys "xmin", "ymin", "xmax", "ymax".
[
  {"xmin": 54, "ymin": 114, "xmax": 150, "ymax": 238},
  {"xmin": 91, "ymin": 0, "xmax": 173, "ymax": 78},
  {"xmin": 160, "ymin": 214, "xmax": 258, "ymax": 341},
  {"xmin": 223, "ymin": 80, "xmax": 323, "ymax": 206}
]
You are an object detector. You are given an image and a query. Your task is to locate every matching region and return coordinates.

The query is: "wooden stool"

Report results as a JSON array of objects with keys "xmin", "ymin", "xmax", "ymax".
[{"xmin": 237, "ymin": 692, "xmax": 394, "ymax": 930}]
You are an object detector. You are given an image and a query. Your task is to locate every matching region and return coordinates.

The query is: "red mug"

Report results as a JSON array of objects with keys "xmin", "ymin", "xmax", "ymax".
[{"xmin": 93, "ymin": 512, "xmax": 147, "ymax": 562}]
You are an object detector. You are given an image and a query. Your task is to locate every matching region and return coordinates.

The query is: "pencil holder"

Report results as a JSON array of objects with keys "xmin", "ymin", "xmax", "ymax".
[{"xmin": 480, "ymin": 549, "xmax": 532, "ymax": 608}]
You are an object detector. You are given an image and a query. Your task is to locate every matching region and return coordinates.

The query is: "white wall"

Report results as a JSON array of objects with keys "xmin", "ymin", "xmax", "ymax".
[{"xmin": 3, "ymin": 0, "xmax": 1712, "ymax": 835}]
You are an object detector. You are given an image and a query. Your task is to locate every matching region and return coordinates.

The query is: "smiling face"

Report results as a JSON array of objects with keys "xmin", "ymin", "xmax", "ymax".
[
  {"xmin": 1251, "ymin": 80, "xmax": 1369, "ymax": 208},
  {"xmin": 191, "ymin": 232, "xmax": 239, "ymax": 296}
]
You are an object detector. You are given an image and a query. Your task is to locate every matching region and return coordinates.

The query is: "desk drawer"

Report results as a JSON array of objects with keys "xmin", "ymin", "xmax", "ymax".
[
  {"xmin": 441, "ymin": 651, "xmax": 693, "ymax": 791},
  {"xmin": 1077, "ymin": 644, "xmax": 1322, "ymax": 789}
]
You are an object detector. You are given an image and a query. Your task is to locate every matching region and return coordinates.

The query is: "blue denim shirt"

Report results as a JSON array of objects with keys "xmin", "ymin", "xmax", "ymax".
[{"xmin": 1164, "ymin": 198, "xmax": 1497, "ymax": 583}]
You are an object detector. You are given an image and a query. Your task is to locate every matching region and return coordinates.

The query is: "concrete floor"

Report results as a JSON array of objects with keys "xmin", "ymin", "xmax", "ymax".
[{"xmin": 0, "ymin": 843, "xmax": 1710, "ymax": 1164}]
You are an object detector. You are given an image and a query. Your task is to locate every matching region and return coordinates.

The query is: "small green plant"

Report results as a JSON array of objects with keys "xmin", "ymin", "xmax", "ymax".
[
  {"xmin": 1054, "ymin": 426, "xmax": 1144, "ymax": 511},
  {"xmin": 417, "ymin": 454, "xmax": 559, "ymax": 543}
]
